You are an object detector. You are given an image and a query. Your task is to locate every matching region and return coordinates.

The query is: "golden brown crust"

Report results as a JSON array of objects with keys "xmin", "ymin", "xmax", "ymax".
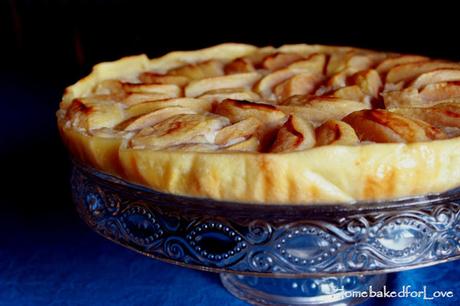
[{"xmin": 57, "ymin": 43, "xmax": 460, "ymax": 204}]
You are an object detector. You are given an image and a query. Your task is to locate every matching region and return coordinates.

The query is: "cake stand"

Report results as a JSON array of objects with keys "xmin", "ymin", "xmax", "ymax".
[{"xmin": 70, "ymin": 162, "xmax": 460, "ymax": 305}]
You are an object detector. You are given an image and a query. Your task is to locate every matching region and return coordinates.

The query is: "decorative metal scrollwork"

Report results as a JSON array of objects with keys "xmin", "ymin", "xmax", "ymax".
[{"xmin": 71, "ymin": 164, "xmax": 460, "ymax": 276}]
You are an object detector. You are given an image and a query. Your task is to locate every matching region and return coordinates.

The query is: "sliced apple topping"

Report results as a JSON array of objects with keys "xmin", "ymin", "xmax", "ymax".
[
  {"xmin": 224, "ymin": 58, "xmax": 255, "ymax": 74},
  {"xmin": 332, "ymin": 86, "xmax": 368, "ymax": 103},
  {"xmin": 288, "ymin": 53, "xmax": 327, "ymax": 75},
  {"xmin": 279, "ymin": 95, "xmax": 370, "ymax": 125},
  {"xmin": 270, "ymin": 115, "xmax": 316, "ymax": 152},
  {"xmin": 215, "ymin": 117, "xmax": 262, "ymax": 146},
  {"xmin": 386, "ymin": 61, "xmax": 460, "ymax": 84},
  {"xmin": 254, "ymin": 68, "xmax": 297, "ymax": 100},
  {"xmin": 343, "ymin": 109, "xmax": 446, "ymax": 143},
  {"xmin": 130, "ymin": 113, "xmax": 229, "ymax": 149},
  {"xmin": 420, "ymin": 82, "xmax": 460, "ymax": 101},
  {"xmin": 376, "ymin": 55, "xmax": 429, "ymax": 74},
  {"xmin": 214, "ymin": 99, "xmax": 287, "ymax": 125},
  {"xmin": 214, "ymin": 99, "xmax": 288, "ymax": 148},
  {"xmin": 123, "ymin": 107, "xmax": 196, "ymax": 131},
  {"xmin": 138, "ymin": 72, "xmax": 190, "ymax": 86},
  {"xmin": 391, "ymin": 103, "xmax": 460, "ymax": 129},
  {"xmin": 198, "ymin": 88, "xmax": 260, "ymax": 103},
  {"xmin": 122, "ymin": 83, "xmax": 181, "ymax": 96},
  {"xmin": 125, "ymin": 98, "xmax": 213, "ymax": 119},
  {"xmin": 66, "ymin": 98, "xmax": 125, "ymax": 130},
  {"xmin": 63, "ymin": 44, "xmax": 460, "ymax": 154},
  {"xmin": 409, "ymin": 69, "xmax": 460, "ymax": 89},
  {"xmin": 315, "ymin": 120, "xmax": 359, "ymax": 146},
  {"xmin": 261, "ymin": 52, "xmax": 305, "ymax": 71},
  {"xmin": 220, "ymin": 136, "xmax": 260, "ymax": 152},
  {"xmin": 184, "ymin": 72, "xmax": 261, "ymax": 97},
  {"xmin": 274, "ymin": 73, "xmax": 324, "ymax": 102},
  {"xmin": 168, "ymin": 60, "xmax": 224, "ymax": 80}
]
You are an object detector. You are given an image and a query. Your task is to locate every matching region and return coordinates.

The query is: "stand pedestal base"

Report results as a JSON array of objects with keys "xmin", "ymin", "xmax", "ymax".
[{"xmin": 220, "ymin": 273, "xmax": 387, "ymax": 306}]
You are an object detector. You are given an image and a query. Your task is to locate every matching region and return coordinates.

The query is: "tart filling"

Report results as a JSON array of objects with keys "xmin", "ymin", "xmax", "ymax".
[{"xmin": 57, "ymin": 43, "xmax": 460, "ymax": 204}]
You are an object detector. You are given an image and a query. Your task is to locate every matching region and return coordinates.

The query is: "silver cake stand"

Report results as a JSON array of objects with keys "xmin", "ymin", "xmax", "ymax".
[{"xmin": 71, "ymin": 162, "xmax": 460, "ymax": 305}]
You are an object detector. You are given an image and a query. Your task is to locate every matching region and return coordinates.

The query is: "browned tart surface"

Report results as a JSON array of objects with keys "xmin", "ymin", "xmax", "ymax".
[{"xmin": 57, "ymin": 44, "xmax": 460, "ymax": 204}]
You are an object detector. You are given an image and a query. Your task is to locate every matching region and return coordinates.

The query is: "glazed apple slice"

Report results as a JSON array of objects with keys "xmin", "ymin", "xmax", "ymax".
[
  {"xmin": 383, "ymin": 82, "xmax": 460, "ymax": 109},
  {"xmin": 279, "ymin": 96, "xmax": 369, "ymax": 126},
  {"xmin": 386, "ymin": 61, "xmax": 460, "ymax": 84},
  {"xmin": 125, "ymin": 98, "xmax": 213, "ymax": 118},
  {"xmin": 138, "ymin": 72, "xmax": 189, "ymax": 86},
  {"xmin": 129, "ymin": 113, "xmax": 229, "ymax": 149},
  {"xmin": 215, "ymin": 117, "xmax": 262, "ymax": 145},
  {"xmin": 66, "ymin": 98, "xmax": 125, "ymax": 130},
  {"xmin": 376, "ymin": 55, "xmax": 429, "ymax": 74},
  {"xmin": 391, "ymin": 102, "xmax": 460, "ymax": 128},
  {"xmin": 315, "ymin": 119, "xmax": 360, "ymax": 146},
  {"xmin": 168, "ymin": 60, "xmax": 224, "ymax": 80},
  {"xmin": 221, "ymin": 136, "xmax": 260, "ymax": 152},
  {"xmin": 343, "ymin": 109, "xmax": 446, "ymax": 143},
  {"xmin": 214, "ymin": 99, "xmax": 287, "ymax": 125},
  {"xmin": 409, "ymin": 69, "xmax": 460, "ymax": 89},
  {"xmin": 224, "ymin": 58, "xmax": 256, "ymax": 74},
  {"xmin": 274, "ymin": 73, "xmax": 324, "ymax": 102},
  {"xmin": 184, "ymin": 72, "xmax": 261, "ymax": 97},
  {"xmin": 254, "ymin": 68, "xmax": 297, "ymax": 100},
  {"xmin": 123, "ymin": 107, "xmax": 196, "ymax": 131},
  {"xmin": 214, "ymin": 99, "xmax": 288, "ymax": 148},
  {"xmin": 420, "ymin": 82, "xmax": 460, "ymax": 101},
  {"xmin": 287, "ymin": 53, "xmax": 327, "ymax": 75},
  {"xmin": 270, "ymin": 115, "xmax": 316, "ymax": 152},
  {"xmin": 198, "ymin": 88, "xmax": 261, "ymax": 103},
  {"xmin": 261, "ymin": 52, "xmax": 305, "ymax": 71}
]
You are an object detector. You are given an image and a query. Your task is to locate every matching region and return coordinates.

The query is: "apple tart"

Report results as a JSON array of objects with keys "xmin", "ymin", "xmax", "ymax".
[{"xmin": 57, "ymin": 43, "xmax": 460, "ymax": 204}]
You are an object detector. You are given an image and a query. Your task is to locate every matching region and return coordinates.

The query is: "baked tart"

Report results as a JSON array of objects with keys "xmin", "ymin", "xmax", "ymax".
[{"xmin": 57, "ymin": 43, "xmax": 460, "ymax": 204}]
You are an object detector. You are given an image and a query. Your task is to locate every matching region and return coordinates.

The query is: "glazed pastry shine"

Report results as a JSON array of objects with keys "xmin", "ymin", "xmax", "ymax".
[{"xmin": 57, "ymin": 43, "xmax": 460, "ymax": 204}]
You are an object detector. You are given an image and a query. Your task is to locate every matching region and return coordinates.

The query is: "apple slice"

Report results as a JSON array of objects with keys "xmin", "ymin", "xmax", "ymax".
[
  {"xmin": 224, "ymin": 58, "xmax": 255, "ymax": 74},
  {"xmin": 386, "ymin": 61, "xmax": 460, "ymax": 84},
  {"xmin": 376, "ymin": 55, "xmax": 429, "ymax": 74},
  {"xmin": 420, "ymin": 82, "xmax": 460, "ymax": 101},
  {"xmin": 315, "ymin": 120, "xmax": 359, "ymax": 146},
  {"xmin": 168, "ymin": 60, "xmax": 224, "ymax": 80},
  {"xmin": 214, "ymin": 99, "xmax": 287, "ymax": 124},
  {"xmin": 288, "ymin": 53, "xmax": 327, "ymax": 75},
  {"xmin": 343, "ymin": 109, "xmax": 446, "ymax": 143},
  {"xmin": 138, "ymin": 72, "xmax": 189, "ymax": 86},
  {"xmin": 215, "ymin": 117, "xmax": 262, "ymax": 145},
  {"xmin": 129, "ymin": 113, "xmax": 229, "ymax": 149},
  {"xmin": 123, "ymin": 107, "xmax": 196, "ymax": 131},
  {"xmin": 279, "ymin": 96, "xmax": 370, "ymax": 126},
  {"xmin": 198, "ymin": 88, "xmax": 261, "ymax": 103},
  {"xmin": 122, "ymin": 83, "xmax": 181, "ymax": 96},
  {"xmin": 125, "ymin": 98, "xmax": 213, "ymax": 118},
  {"xmin": 66, "ymin": 98, "xmax": 125, "ymax": 130},
  {"xmin": 270, "ymin": 115, "xmax": 316, "ymax": 152},
  {"xmin": 261, "ymin": 52, "xmax": 304, "ymax": 71},
  {"xmin": 333, "ymin": 86, "xmax": 368, "ymax": 103},
  {"xmin": 274, "ymin": 73, "xmax": 324, "ymax": 102},
  {"xmin": 185, "ymin": 72, "xmax": 261, "ymax": 97},
  {"xmin": 410, "ymin": 69, "xmax": 460, "ymax": 89},
  {"xmin": 391, "ymin": 102, "xmax": 460, "ymax": 128},
  {"xmin": 254, "ymin": 68, "xmax": 297, "ymax": 100},
  {"xmin": 221, "ymin": 136, "xmax": 260, "ymax": 152}
]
